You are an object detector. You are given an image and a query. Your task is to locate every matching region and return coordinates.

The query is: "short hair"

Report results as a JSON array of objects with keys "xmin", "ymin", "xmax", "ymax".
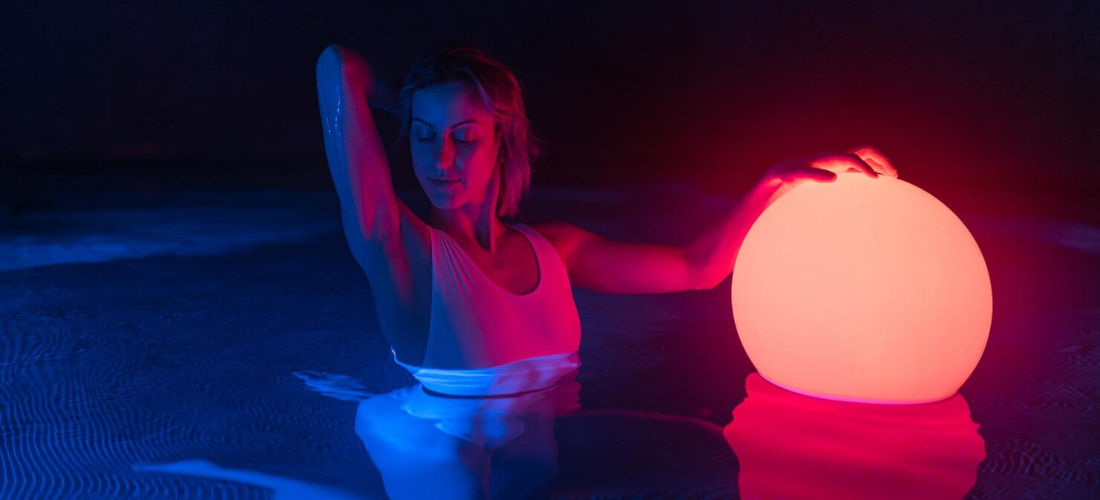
[{"xmin": 398, "ymin": 45, "xmax": 542, "ymax": 217}]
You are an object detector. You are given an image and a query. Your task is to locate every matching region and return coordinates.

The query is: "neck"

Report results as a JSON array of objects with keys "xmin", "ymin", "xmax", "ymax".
[
  {"xmin": 429, "ymin": 172, "xmax": 505, "ymax": 252},
  {"xmin": 430, "ymin": 203, "xmax": 504, "ymax": 252}
]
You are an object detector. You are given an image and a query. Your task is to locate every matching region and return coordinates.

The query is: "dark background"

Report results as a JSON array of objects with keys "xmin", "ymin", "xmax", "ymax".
[{"xmin": 3, "ymin": 1, "xmax": 1097, "ymax": 209}]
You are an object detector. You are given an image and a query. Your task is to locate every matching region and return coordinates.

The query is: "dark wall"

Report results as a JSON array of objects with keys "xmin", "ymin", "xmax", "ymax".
[{"xmin": 3, "ymin": 1, "xmax": 1098, "ymax": 197}]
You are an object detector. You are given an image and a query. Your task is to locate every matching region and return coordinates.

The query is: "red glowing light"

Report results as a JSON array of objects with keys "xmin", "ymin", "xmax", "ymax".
[{"xmin": 731, "ymin": 173, "xmax": 992, "ymax": 403}]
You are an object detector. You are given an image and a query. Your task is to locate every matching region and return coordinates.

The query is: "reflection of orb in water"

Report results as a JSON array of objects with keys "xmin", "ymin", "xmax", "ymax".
[
  {"xmin": 724, "ymin": 373, "xmax": 986, "ymax": 499},
  {"xmin": 731, "ymin": 173, "xmax": 992, "ymax": 403}
]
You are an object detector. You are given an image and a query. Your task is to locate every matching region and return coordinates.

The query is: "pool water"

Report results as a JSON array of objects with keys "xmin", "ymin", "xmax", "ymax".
[{"xmin": 1, "ymin": 186, "xmax": 1097, "ymax": 498}]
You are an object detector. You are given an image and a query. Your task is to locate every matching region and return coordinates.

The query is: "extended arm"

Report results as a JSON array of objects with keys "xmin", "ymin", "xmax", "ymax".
[
  {"xmin": 683, "ymin": 179, "xmax": 788, "ymax": 290},
  {"xmin": 316, "ymin": 45, "xmax": 431, "ymax": 316},
  {"xmin": 538, "ymin": 148, "xmax": 896, "ymax": 294},
  {"xmin": 535, "ymin": 180, "xmax": 781, "ymax": 294}
]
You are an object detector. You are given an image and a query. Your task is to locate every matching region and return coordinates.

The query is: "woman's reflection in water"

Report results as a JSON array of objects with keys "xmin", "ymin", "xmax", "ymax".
[
  {"xmin": 724, "ymin": 373, "xmax": 986, "ymax": 499},
  {"xmin": 355, "ymin": 367, "xmax": 580, "ymax": 500}
]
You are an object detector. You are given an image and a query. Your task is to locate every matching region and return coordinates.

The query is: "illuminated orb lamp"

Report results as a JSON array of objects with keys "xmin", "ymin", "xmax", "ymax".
[{"xmin": 731, "ymin": 173, "xmax": 992, "ymax": 404}]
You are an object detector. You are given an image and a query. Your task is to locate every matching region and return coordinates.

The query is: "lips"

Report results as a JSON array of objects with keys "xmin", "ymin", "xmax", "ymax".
[{"xmin": 431, "ymin": 178, "xmax": 461, "ymax": 186}]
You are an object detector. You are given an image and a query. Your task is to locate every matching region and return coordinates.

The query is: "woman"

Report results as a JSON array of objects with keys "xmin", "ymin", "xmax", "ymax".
[{"xmin": 315, "ymin": 44, "xmax": 898, "ymax": 395}]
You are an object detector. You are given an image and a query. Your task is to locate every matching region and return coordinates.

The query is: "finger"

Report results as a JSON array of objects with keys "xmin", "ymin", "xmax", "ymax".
[
  {"xmin": 783, "ymin": 165, "xmax": 837, "ymax": 184},
  {"xmin": 859, "ymin": 146, "xmax": 898, "ymax": 176},
  {"xmin": 812, "ymin": 153, "xmax": 878, "ymax": 179},
  {"xmin": 843, "ymin": 153, "xmax": 879, "ymax": 178},
  {"xmin": 848, "ymin": 145, "xmax": 899, "ymax": 178},
  {"xmin": 863, "ymin": 156, "xmax": 890, "ymax": 176}
]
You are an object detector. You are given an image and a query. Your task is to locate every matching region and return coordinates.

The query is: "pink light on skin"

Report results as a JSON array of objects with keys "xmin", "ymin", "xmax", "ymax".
[{"xmin": 731, "ymin": 172, "xmax": 992, "ymax": 404}]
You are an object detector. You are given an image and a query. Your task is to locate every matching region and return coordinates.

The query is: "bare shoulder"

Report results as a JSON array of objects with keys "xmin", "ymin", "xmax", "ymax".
[{"xmin": 525, "ymin": 221, "xmax": 598, "ymax": 260}]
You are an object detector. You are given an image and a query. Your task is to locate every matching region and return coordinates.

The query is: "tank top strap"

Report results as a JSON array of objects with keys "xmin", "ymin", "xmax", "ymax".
[
  {"xmin": 428, "ymin": 224, "xmax": 544, "ymax": 295},
  {"xmin": 429, "ymin": 223, "xmax": 561, "ymax": 290},
  {"xmin": 428, "ymin": 225, "xmax": 480, "ymax": 282},
  {"xmin": 510, "ymin": 223, "xmax": 569, "ymax": 281},
  {"xmin": 509, "ymin": 224, "xmax": 552, "ymax": 265}
]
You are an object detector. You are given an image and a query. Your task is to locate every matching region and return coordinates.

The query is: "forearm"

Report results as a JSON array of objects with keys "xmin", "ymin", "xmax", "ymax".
[
  {"xmin": 316, "ymin": 45, "xmax": 399, "ymax": 239},
  {"xmin": 684, "ymin": 179, "xmax": 790, "ymax": 289}
]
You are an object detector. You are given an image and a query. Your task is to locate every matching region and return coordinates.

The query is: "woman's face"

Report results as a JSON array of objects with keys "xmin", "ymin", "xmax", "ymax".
[{"xmin": 410, "ymin": 81, "xmax": 500, "ymax": 212}]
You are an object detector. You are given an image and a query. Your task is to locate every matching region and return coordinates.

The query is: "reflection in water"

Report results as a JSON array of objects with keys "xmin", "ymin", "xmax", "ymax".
[
  {"xmin": 132, "ymin": 459, "xmax": 362, "ymax": 500},
  {"xmin": 356, "ymin": 371, "xmax": 580, "ymax": 500},
  {"xmin": 133, "ymin": 357, "xmax": 579, "ymax": 499},
  {"xmin": 724, "ymin": 373, "xmax": 986, "ymax": 500}
]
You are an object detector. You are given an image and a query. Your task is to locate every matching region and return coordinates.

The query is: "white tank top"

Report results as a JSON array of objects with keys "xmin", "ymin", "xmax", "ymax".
[{"xmin": 391, "ymin": 223, "xmax": 582, "ymax": 396}]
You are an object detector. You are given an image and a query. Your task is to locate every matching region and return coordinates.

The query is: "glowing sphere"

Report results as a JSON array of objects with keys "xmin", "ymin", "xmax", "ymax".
[{"xmin": 731, "ymin": 173, "xmax": 992, "ymax": 404}]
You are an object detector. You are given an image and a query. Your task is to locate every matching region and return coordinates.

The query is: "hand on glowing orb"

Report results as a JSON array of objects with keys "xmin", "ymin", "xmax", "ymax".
[{"xmin": 760, "ymin": 146, "xmax": 898, "ymax": 192}]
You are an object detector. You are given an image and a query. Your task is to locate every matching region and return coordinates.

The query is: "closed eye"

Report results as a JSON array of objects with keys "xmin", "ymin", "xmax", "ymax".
[
  {"xmin": 452, "ymin": 129, "xmax": 479, "ymax": 144},
  {"xmin": 412, "ymin": 119, "xmax": 436, "ymax": 143}
]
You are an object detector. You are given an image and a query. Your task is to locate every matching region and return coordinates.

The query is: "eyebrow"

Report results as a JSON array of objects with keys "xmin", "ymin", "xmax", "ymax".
[{"xmin": 412, "ymin": 118, "xmax": 479, "ymax": 130}]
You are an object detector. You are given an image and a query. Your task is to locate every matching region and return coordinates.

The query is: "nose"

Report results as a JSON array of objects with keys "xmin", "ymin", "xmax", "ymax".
[{"xmin": 436, "ymin": 137, "xmax": 456, "ymax": 172}]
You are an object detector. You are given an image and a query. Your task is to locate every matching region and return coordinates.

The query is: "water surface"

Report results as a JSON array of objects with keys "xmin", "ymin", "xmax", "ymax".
[{"xmin": 1, "ymin": 186, "xmax": 1097, "ymax": 498}]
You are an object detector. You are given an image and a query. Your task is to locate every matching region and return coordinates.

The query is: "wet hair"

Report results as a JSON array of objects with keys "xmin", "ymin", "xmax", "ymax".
[{"xmin": 398, "ymin": 45, "xmax": 541, "ymax": 217}]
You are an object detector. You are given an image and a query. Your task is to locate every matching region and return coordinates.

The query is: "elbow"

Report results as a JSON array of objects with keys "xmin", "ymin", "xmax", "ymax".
[
  {"xmin": 682, "ymin": 248, "xmax": 727, "ymax": 291},
  {"xmin": 317, "ymin": 44, "xmax": 343, "ymax": 75},
  {"xmin": 688, "ymin": 264, "xmax": 727, "ymax": 291},
  {"xmin": 694, "ymin": 274, "xmax": 725, "ymax": 291}
]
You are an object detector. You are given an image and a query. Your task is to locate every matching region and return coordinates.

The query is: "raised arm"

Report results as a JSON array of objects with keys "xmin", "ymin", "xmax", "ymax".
[
  {"xmin": 316, "ymin": 43, "xmax": 403, "ymax": 242},
  {"xmin": 316, "ymin": 45, "xmax": 431, "ymax": 327}
]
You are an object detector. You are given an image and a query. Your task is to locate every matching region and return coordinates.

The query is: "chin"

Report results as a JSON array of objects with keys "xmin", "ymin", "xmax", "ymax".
[
  {"xmin": 424, "ymin": 188, "xmax": 491, "ymax": 213},
  {"xmin": 426, "ymin": 193, "xmax": 466, "ymax": 211}
]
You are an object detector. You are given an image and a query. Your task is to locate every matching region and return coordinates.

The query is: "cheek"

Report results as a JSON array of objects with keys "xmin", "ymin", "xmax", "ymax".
[
  {"xmin": 409, "ymin": 148, "xmax": 432, "ymax": 175},
  {"xmin": 462, "ymin": 143, "xmax": 499, "ymax": 175}
]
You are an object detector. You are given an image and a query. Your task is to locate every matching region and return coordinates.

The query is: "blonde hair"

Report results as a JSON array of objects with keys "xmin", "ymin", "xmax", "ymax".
[{"xmin": 398, "ymin": 45, "xmax": 542, "ymax": 217}]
